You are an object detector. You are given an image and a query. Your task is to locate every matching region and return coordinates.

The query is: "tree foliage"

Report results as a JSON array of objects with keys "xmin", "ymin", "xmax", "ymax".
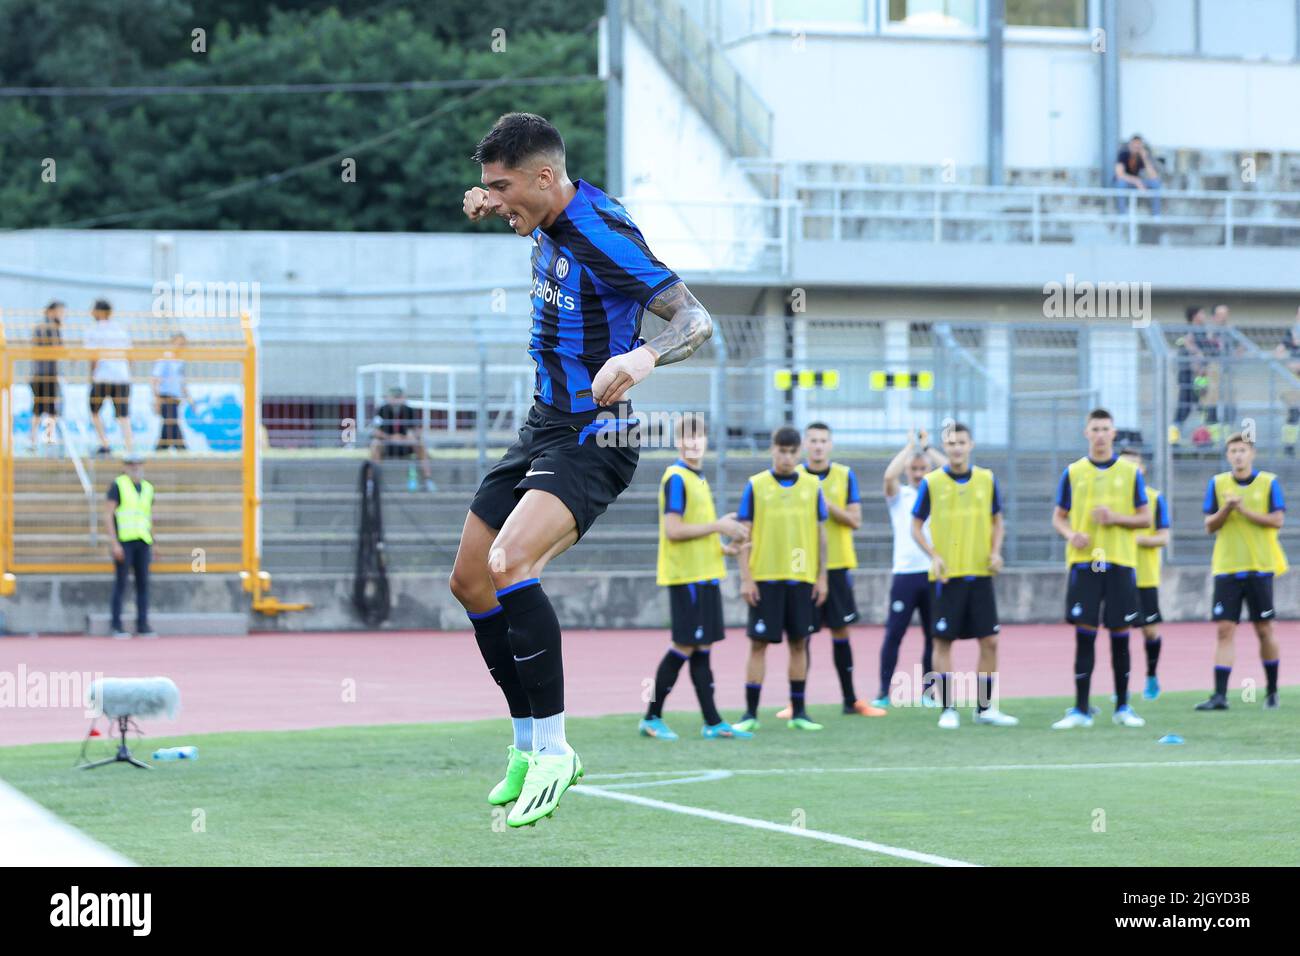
[{"xmin": 0, "ymin": 0, "xmax": 606, "ymax": 230}]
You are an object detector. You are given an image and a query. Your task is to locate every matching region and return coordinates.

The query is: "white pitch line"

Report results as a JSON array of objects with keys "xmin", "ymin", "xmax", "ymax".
[
  {"xmin": 0, "ymin": 779, "xmax": 134, "ymax": 867},
  {"xmin": 584, "ymin": 757, "xmax": 1300, "ymax": 782},
  {"xmin": 573, "ymin": 784, "xmax": 978, "ymax": 867},
  {"xmin": 595, "ymin": 769, "xmax": 734, "ymax": 790}
]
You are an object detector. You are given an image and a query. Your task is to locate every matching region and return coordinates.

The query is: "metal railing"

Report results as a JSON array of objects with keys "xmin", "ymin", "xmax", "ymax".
[
  {"xmin": 789, "ymin": 182, "xmax": 1300, "ymax": 247},
  {"xmin": 624, "ymin": 0, "xmax": 773, "ymax": 158}
]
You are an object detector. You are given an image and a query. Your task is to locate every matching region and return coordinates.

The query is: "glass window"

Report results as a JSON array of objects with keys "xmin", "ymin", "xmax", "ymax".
[
  {"xmin": 887, "ymin": 0, "xmax": 979, "ymax": 31},
  {"xmin": 1200, "ymin": 0, "xmax": 1296, "ymax": 59},
  {"xmin": 1006, "ymin": 0, "xmax": 1087, "ymax": 28},
  {"xmin": 772, "ymin": 0, "xmax": 869, "ymax": 27}
]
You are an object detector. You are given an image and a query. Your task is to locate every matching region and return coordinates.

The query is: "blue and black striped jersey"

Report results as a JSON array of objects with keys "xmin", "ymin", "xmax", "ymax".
[{"xmin": 529, "ymin": 179, "xmax": 680, "ymax": 414}]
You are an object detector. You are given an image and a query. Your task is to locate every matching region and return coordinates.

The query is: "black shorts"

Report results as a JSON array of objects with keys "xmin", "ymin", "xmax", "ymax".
[
  {"xmin": 1212, "ymin": 574, "xmax": 1275, "ymax": 623},
  {"xmin": 380, "ymin": 441, "xmax": 415, "ymax": 459},
  {"xmin": 469, "ymin": 400, "xmax": 639, "ymax": 540},
  {"xmin": 813, "ymin": 568, "xmax": 859, "ymax": 632},
  {"xmin": 748, "ymin": 581, "xmax": 817, "ymax": 643},
  {"xmin": 1065, "ymin": 563, "xmax": 1140, "ymax": 630},
  {"xmin": 90, "ymin": 382, "xmax": 129, "ymax": 413},
  {"xmin": 931, "ymin": 576, "xmax": 999, "ymax": 641},
  {"xmin": 668, "ymin": 581, "xmax": 726, "ymax": 646},
  {"xmin": 31, "ymin": 378, "xmax": 59, "ymax": 416},
  {"xmin": 1138, "ymin": 587, "xmax": 1162, "ymax": 626}
]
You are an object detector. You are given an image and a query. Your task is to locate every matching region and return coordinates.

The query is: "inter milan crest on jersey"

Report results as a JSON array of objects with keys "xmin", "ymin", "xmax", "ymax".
[{"xmin": 555, "ymin": 256, "xmax": 570, "ymax": 279}]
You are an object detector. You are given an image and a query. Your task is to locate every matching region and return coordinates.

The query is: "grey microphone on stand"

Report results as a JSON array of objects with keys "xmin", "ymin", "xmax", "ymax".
[{"xmin": 79, "ymin": 677, "xmax": 181, "ymax": 770}]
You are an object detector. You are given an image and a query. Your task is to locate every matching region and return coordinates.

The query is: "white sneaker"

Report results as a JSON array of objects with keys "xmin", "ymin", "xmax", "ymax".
[
  {"xmin": 1112, "ymin": 706, "xmax": 1146, "ymax": 728},
  {"xmin": 974, "ymin": 708, "xmax": 1019, "ymax": 727},
  {"xmin": 1051, "ymin": 708, "xmax": 1094, "ymax": 729},
  {"xmin": 938, "ymin": 708, "xmax": 960, "ymax": 730}
]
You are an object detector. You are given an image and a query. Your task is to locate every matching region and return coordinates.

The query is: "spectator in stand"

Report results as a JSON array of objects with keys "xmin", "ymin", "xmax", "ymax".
[
  {"xmin": 1275, "ymin": 306, "xmax": 1300, "ymax": 457},
  {"xmin": 1114, "ymin": 134, "xmax": 1162, "ymax": 216},
  {"xmin": 369, "ymin": 386, "xmax": 438, "ymax": 492},
  {"xmin": 151, "ymin": 331, "xmax": 190, "ymax": 452},
  {"xmin": 84, "ymin": 299, "xmax": 134, "ymax": 457},
  {"xmin": 30, "ymin": 300, "xmax": 65, "ymax": 453},
  {"xmin": 1211, "ymin": 304, "xmax": 1242, "ymax": 433},
  {"xmin": 1173, "ymin": 306, "xmax": 1206, "ymax": 441}
]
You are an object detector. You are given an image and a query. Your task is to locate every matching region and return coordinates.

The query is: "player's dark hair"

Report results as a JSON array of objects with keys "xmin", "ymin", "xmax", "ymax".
[
  {"xmin": 45, "ymin": 300, "xmax": 64, "ymax": 314},
  {"xmin": 1087, "ymin": 408, "xmax": 1113, "ymax": 423},
  {"xmin": 1184, "ymin": 305, "xmax": 1202, "ymax": 323},
  {"xmin": 771, "ymin": 425, "xmax": 801, "ymax": 449},
  {"xmin": 93, "ymin": 298, "xmax": 112, "ymax": 313},
  {"xmin": 1225, "ymin": 432, "xmax": 1253, "ymax": 448},
  {"xmin": 471, "ymin": 113, "xmax": 565, "ymax": 170},
  {"xmin": 946, "ymin": 421, "xmax": 971, "ymax": 438},
  {"xmin": 805, "ymin": 421, "xmax": 830, "ymax": 435},
  {"xmin": 676, "ymin": 412, "xmax": 707, "ymax": 440}
]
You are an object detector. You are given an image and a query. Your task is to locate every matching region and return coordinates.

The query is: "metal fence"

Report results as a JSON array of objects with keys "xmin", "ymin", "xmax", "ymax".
[
  {"xmin": 12, "ymin": 313, "xmax": 1297, "ymax": 570},
  {"xmin": 333, "ymin": 316, "xmax": 1299, "ymax": 567}
]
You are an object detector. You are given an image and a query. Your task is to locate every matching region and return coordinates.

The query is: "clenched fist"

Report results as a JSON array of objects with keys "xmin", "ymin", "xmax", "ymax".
[{"xmin": 463, "ymin": 186, "xmax": 491, "ymax": 222}]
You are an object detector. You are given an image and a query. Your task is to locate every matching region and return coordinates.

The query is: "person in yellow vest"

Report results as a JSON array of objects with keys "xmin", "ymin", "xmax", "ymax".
[
  {"xmin": 1119, "ymin": 447, "xmax": 1171, "ymax": 701},
  {"xmin": 734, "ymin": 426, "xmax": 829, "ymax": 733},
  {"xmin": 910, "ymin": 422, "xmax": 1017, "ymax": 729},
  {"xmin": 102, "ymin": 454, "xmax": 155, "ymax": 639},
  {"xmin": 775, "ymin": 422, "xmax": 884, "ymax": 718},
  {"xmin": 1197, "ymin": 433, "xmax": 1286, "ymax": 711},
  {"xmin": 639, "ymin": 413, "xmax": 753, "ymax": 741},
  {"xmin": 1050, "ymin": 409, "xmax": 1151, "ymax": 729}
]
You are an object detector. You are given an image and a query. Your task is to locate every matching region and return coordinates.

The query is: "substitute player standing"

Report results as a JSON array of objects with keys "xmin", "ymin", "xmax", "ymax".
[
  {"xmin": 1119, "ymin": 447, "xmax": 1170, "ymax": 700},
  {"xmin": 734, "ymin": 426, "xmax": 829, "ymax": 733},
  {"xmin": 449, "ymin": 113, "xmax": 714, "ymax": 828},
  {"xmin": 1197, "ymin": 433, "xmax": 1286, "ymax": 711},
  {"xmin": 639, "ymin": 413, "xmax": 752, "ymax": 740},
  {"xmin": 875, "ymin": 427, "xmax": 947, "ymax": 709},
  {"xmin": 774, "ymin": 422, "xmax": 884, "ymax": 717},
  {"xmin": 1050, "ymin": 409, "xmax": 1151, "ymax": 729},
  {"xmin": 910, "ymin": 423, "xmax": 1018, "ymax": 729}
]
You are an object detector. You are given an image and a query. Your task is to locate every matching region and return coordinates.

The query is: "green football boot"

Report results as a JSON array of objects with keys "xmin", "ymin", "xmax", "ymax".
[
  {"xmin": 487, "ymin": 745, "xmax": 531, "ymax": 806},
  {"xmin": 787, "ymin": 716, "xmax": 824, "ymax": 731},
  {"xmin": 506, "ymin": 750, "xmax": 585, "ymax": 828}
]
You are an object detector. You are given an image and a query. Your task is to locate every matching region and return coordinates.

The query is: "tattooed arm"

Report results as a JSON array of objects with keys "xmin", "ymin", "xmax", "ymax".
[
  {"xmin": 590, "ymin": 281, "xmax": 713, "ymax": 405},
  {"xmin": 641, "ymin": 281, "xmax": 714, "ymax": 367}
]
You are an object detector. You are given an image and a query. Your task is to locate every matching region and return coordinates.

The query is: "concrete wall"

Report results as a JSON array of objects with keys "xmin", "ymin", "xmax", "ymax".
[
  {"xmin": 4, "ymin": 567, "xmax": 1296, "ymax": 634},
  {"xmin": 618, "ymin": 23, "xmax": 769, "ymax": 272}
]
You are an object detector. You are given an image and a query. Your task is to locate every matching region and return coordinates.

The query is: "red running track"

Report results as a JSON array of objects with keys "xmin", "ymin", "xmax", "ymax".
[{"xmin": 0, "ymin": 622, "xmax": 1293, "ymax": 746}]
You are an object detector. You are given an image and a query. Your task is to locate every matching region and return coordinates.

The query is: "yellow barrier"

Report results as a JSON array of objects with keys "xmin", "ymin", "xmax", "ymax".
[{"xmin": 0, "ymin": 308, "xmax": 305, "ymax": 615}]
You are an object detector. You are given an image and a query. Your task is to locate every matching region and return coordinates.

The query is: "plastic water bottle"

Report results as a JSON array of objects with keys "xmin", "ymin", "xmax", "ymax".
[
  {"xmin": 407, "ymin": 463, "xmax": 419, "ymax": 491},
  {"xmin": 152, "ymin": 746, "xmax": 198, "ymax": 761}
]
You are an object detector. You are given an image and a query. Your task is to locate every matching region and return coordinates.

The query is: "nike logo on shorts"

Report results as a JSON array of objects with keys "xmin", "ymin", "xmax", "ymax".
[
  {"xmin": 513, "ymin": 649, "xmax": 547, "ymax": 662},
  {"xmin": 1124, "ymin": 612, "xmax": 1138, "ymax": 622},
  {"xmin": 525, "ymin": 469, "xmax": 555, "ymax": 477},
  {"xmin": 1261, "ymin": 609, "xmax": 1275, "ymax": 618}
]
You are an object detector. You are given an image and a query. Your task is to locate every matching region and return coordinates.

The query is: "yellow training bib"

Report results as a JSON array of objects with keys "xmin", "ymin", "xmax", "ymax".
[
  {"xmin": 748, "ymin": 469, "xmax": 821, "ymax": 584},
  {"xmin": 1210, "ymin": 471, "xmax": 1289, "ymax": 576},
  {"xmin": 1135, "ymin": 487, "xmax": 1165, "ymax": 589},
  {"xmin": 800, "ymin": 462, "xmax": 857, "ymax": 570},
  {"xmin": 657, "ymin": 464, "xmax": 727, "ymax": 586},
  {"xmin": 924, "ymin": 467, "xmax": 996, "ymax": 580},
  {"xmin": 1064, "ymin": 457, "xmax": 1142, "ymax": 569}
]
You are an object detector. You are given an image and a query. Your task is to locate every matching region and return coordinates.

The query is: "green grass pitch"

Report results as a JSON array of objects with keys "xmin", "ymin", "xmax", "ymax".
[{"xmin": 2, "ymin": 690, "xmax": 1297, "ymax": 866}]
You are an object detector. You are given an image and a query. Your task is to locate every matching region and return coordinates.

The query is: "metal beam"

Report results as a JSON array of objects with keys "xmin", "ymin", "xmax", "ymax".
[
  {"xmin": 1099, "ymin": 0, "xmax": 1120, "ymax": 188},
  {"xmin": 605, "ymin": 0, "xmax": 625, "ymax": 196},
  {"xmin": 987, "ymin": 0, "xmax": 1005, "ymax": 186}
]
